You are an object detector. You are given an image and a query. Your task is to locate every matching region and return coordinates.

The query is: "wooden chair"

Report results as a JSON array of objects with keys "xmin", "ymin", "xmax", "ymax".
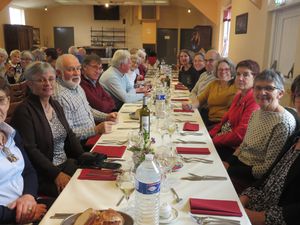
[{"xmin": 9, "ymin": 80, "xmax": 28, "ymax": 103}]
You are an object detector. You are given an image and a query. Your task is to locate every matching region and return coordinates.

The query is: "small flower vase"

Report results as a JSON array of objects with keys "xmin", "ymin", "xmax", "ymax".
[{"xmin": 132, "ymin": 151, "xmax": 145, "ymax": 172}]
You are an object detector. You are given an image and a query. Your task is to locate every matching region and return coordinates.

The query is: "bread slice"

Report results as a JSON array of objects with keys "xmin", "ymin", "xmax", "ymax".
[{"xmin": 73, "ymin": 208, "xmax": 95, "ymax": 225}]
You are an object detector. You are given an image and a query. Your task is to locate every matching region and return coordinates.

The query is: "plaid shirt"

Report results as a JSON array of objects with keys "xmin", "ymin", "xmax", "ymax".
[{"xmin": 54, "ymin": 78, "xmax": 107, "ymax": 140}]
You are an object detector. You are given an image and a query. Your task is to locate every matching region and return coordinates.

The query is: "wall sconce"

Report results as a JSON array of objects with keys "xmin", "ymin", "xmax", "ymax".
[
  {"xmin": 105, "ymin": 3, "xmax": 109, "ymax": 8},
  {"xmin": 44, "ymin": 6, "xmax": 48, "ymax": 11}
]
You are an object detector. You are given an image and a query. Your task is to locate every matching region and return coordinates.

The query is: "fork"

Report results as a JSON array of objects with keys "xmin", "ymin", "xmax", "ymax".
[
  {"xmin": 180, "ymin": 132, "xmax": 203, "ymax": 136},
  {"xmin": 99, "ymin": 140, "xmax": 127, "ymax": 145},
  {"xmin": 192, "ymin": 215, "xmax": 240, "ymax": 225},
  {"xmin": 174, "ymin": 139, "xmax": 206, "ymax": 144}
]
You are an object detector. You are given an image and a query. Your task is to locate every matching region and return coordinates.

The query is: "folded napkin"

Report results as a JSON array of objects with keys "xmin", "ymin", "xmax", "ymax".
[
  {"xmin": 171, "ymin": 98, "xmax": 189, "ymax": 102},
  {"xmin": 78, "ymin": 169, "xmax": 117, "ymax": 181},
  {"xmin": 174, "ymin": 109, "xmax": 194, "ymax": 113},
  {"xmin": 85, "ymin": 134, "xmax": 101, "ymax": 146},
  {"xmin": 175, "ymin": 85, "xmax": 189, "ymax": 90},
  {"xmin": 92, "ymin": 145, "xmax": 126, "ymax": 158},
  {"xmin": 189, "ymin": 198, "xmax": 242, "ymax": 217},
  {"xmin": 183, "ymin": 122, "xmax": 199, "ymax": 131},
  {"xmin": 177, "ymin": 147, "xmax": 210, "ymax": 155}
]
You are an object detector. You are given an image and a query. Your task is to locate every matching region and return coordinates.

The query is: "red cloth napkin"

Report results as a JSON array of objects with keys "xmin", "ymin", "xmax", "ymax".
[
  {"xmin": 183, "ymin": 122, "xmax": 199, "ymax": 131},
  {"xmin": 85, "ymin": 134, "xmax": 101, "ymax": 146},
  {"xmin": 189, "ymin": 198, "xmax": 242, "ymax": 217},
  {"xmin": 92, "ymin": 145, "xmax": 126, "ymax": 158},
  {"xmin": 176, "ymin": 147, "xmax": 210, "ymax": 155},
  {"xmin": 171, "ymin": 98, "xmax": 189, "ymax": 101},
  {"xmin": 174, "ymin": 109, "xmax": 194, "ymax": 113},
  {"xmin": 175, "ymin": 85, "xmax": 188, "ymax": 90},
  {"xmin": 78, "ymin": 169, "xmax": 117, "ymax": 181}
]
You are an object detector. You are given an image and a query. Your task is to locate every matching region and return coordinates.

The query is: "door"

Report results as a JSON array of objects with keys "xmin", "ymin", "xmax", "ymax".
[
  {"xmin": 157, "ymin": 29, "xmax": 178, "ymax": 65},
  {"xmin": 54, "ymin": 27, "xmax": 74, "ymax": 54}
]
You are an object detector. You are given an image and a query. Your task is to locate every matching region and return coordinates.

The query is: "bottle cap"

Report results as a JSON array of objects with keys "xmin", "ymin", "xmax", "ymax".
[{"xmin": 145, "ymin": 154, "xmax": 154, "ymax": 160}]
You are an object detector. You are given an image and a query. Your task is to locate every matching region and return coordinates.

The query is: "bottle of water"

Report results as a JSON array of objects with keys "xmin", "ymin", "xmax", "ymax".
[
  {"xmin": 135, "ymin": 154, "xmax": 161, "ymax": 225},
  {"xmin": 155, "ymin": 86, "xmax": 166, "ymax": 118}
]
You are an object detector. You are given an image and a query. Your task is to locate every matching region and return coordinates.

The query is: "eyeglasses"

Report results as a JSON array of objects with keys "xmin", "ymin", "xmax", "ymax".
[
  {"xmin": 204, "ymin": 59, "xmax": 215, "ymax": 64},
  {"xmin": 64, "ymin": 66, "xmax": 81, "ymax": 72},
  {"xmin": 236, "ymin": 72, "xmax": 253, "ymax": 78},
  {"xmin": 21, "ymin": 58, "xmax": 33, "ymax": 61},
  {"xmin": 0, "ymin": 96, "xmax": 9, "ymax": 106},
  {"xmin": 87, "ymin": 64, "xmax": 102, "ymax": 70},
  {"xmin": 254, "ymin": 85, "xmax": 280, "ymax": 92},
  {"xmin": 32, "ymin": 77, "xmax": 56, "ymax": 84},
  {"xmin": 218, "ymin": 68, "xmax": 230, "ymax": 72}
]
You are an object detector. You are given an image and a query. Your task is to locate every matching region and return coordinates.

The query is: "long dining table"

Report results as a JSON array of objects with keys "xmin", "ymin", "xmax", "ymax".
[{"xmin": 39, "ymin": 82, "xmax": 252, "ymax": 225}]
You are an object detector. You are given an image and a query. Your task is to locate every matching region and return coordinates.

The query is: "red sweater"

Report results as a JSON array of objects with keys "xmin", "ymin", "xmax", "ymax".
[
  {"xmin": 209, "ymin": 89, "xmax": 260, "ymax": 149},
  {"xmin": 80, "ymin": 76, "xmax": 116, "ymax": 113}
]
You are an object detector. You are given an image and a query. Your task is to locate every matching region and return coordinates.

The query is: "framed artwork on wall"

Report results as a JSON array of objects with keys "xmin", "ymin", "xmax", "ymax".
[
  {"xmin": 33, "ymin": 28, "xmax": 40, "ymax": 45},
  {"xmin": 235, "ymin": 13, "xmax": 248, "ymax": 34}
]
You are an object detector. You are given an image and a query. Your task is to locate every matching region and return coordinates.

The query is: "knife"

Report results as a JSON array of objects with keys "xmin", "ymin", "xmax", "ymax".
[
  {"xmin": 50, "ymin": 213, "xmax": 73, "ymax": 219},
  {"xmin": 173, "ymin": 141, "xmax": 206, "ymax": 144}
]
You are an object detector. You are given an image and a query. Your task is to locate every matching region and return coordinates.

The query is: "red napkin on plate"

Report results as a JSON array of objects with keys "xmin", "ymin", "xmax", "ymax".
[
  {"xmin": 183, "ymin": 122, "xmax": 199, "ymax": 131},
  {"xmin": 176, "ymin": 147, "xmax": 210, "ymax": 155},
  {"xmin": 189, "ymin": 198, "xmax": 242, "ymax": 217},
  {"xmin": 78, "ymin": 169, "xmax": 117, "ymax": 181},
  {"xmin": 174, "ymin": 109, "xmax": 194, "ymax": 113},
  {"xmin": 171, "ymin": 98, "xmax": 189, "ymax": 101},
  {"xmin": 85, "ymin": 134, "xmax": 101, "ymax": 146},
  {"xmin": 92, "ymin": 145, "xmax": 126, "ymax": 158}
]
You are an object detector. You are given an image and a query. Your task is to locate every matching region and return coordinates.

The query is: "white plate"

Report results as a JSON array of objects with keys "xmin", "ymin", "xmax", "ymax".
[{"xmin": 159, "ymin": 208, "xmax": 179, "ymax": 224}]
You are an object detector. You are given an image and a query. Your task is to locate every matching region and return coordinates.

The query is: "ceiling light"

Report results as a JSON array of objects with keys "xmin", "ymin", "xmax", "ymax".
[
  {"xmin": 105, "ymin": 3, "xmax": 109, "ymax": 8},
  {"xmin": 187, "ymin": 8, "xmax": 191, "ymax": 13}
]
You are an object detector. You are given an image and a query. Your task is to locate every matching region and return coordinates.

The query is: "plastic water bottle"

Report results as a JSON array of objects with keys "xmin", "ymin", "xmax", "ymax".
[
  {"xmin": 155, "ymin": 86, "xmax": 166, "ymax": 118},
  {"xmin": 135, "ymin": 154, "xmax": 161, "ymax": 225}
]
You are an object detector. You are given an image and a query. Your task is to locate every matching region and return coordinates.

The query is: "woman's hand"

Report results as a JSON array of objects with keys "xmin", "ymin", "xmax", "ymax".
[
  {"xmin": 7, "ymin": 194, "xmax": 37, "ymax": 224},
  {"xmin": 32, "ymin": 204, "xmax": 47, "ymax": 222},
  {"xmin": 245, "ymin": 208, "xmax": 266, "ymax": 225},
  {"xmin": 106, "ymin": 112, "xmax": 118, "ymax": 122},
  {"xmin": 55, "ymin": 172, "xmax": 71, "ymax": 193},
  {"xmin": 95, "ymin": 121, "xmax": 114, "ymax": 134},
  {"xmin": 239, "ymin": 195, "xmax": 250, "ymax": 207}
]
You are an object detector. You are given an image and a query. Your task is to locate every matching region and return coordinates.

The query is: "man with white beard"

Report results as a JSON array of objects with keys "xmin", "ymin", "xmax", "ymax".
[{"xmin": 54, "ymin": 54, "xmax": 117, "ymax": 148}]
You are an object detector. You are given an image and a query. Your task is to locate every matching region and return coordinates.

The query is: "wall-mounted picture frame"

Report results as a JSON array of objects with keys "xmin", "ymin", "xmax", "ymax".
[
  {"xmin": 235, "ymin": 13, "xmax": 248, "ymax": 34},
  {"xmin": 33, "ymin": 28, "xmax": 40, "ymax": 45}
]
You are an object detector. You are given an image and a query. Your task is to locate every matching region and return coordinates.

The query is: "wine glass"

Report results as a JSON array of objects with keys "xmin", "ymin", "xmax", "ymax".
[
  {"xmin": 166, "ymin": 118, "xmax": 177, "ymax": 144},
  {"xmin": 156, "ymin": 116, "xmax": 167, "ymax": 145},
  {"xmin": 127, "ymin": 131, "xmax": 144, "ymax": 149},
  {"xmin": 116, "ymin": 170, "xmax": 135, "ymax": 212}
]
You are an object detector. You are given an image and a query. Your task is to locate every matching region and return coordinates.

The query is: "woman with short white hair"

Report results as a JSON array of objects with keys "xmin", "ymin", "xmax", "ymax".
[{"xmin": 0, "ymin": 48, "xmax": 8, "ymax": 78}]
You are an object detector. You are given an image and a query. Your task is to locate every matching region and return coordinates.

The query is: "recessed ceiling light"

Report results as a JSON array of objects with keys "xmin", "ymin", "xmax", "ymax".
[
  {"xmin": 105, "ymin": 3, "xmax": 109, "ymax": 8},
  {"xmin": 44, "ymin": 6, "xmax": 48, "ymax": 11},
  {"xmin": 187, "ymin": 8, "xmax": 191, "ymax": 13}
]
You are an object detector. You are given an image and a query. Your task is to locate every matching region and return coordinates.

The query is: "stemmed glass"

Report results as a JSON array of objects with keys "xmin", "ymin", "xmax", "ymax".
[
  {"xmin": 166, "ymin": 118, "xmax": 177, "ymax": 144},
  {"xmin": 127, "ymin": 131, "xmax": 144, "ymax": 149},
  {"xmin": 116, "ymin": 170, "xmax": 135, "ymax": 212}
]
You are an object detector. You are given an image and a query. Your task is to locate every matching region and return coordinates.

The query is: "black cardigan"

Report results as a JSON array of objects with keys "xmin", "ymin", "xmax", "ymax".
[
  {"xmin": 0, "ymin": 132, "xmax": 38, "ymax": 224},
  {"xmin": 10, "ymin": 93, "xmax": 84, "ymax": 182}
]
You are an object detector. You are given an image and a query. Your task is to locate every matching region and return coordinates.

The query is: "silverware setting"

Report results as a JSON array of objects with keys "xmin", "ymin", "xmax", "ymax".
[
  {"xmin": 117, "ymin": 127, "xmax": 139, "ymax": 130},
  {"xmin": 181, "ymin": 174, "xmax": 227, "ymax": 181},
  {"xmin": 175, "ymin": 119, "xmax": 198, "ymax": 123},
  {"xmin": 180, "ymin": 156, "xmax": 213, "ymax": 164},
  {"xmin": 170, "ymin": 187, "xmax": 183, "ymax": 203},
  {"xmin": 174, "ymin": 139, "xmax": 206, "ymax": 144},
  {"xmin": 98, "ymin": 140, "xmax": 128, "ymax": 145},
  {"xmin": 116, "ymin": 195, "xmax": 125, "ymax": 206},
  {"xmin": 191, "ymin": 215, "xmax": 240, "ymax": 225},
  {"xmin": 50, "ymin": 213, "xmax": 73, "ymax": 219},
  {"xmin": 122, "ymin": 120, "xmax": 139, "ymax": 123},
  {"xmin": 173, "ymin": 113, "xmax": 193, "ymax": 117},
  {"xmin": 180, "ymin": 132, "xmax": 203, "ymax": 136}
]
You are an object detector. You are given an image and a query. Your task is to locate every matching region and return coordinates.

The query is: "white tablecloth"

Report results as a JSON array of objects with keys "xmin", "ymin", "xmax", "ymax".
[{"xmin": 39, "ymin": 89, "xmax": 251, "ymax": 225}]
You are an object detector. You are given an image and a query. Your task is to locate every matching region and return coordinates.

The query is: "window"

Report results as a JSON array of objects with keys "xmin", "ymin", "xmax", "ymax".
[
  {"xmin": 221, "ymin": 7, "xmax": 231, "ymax": 57},
  {"xmin": 9, "ymin": 7, "xmax": 25, "ymax": 25}
]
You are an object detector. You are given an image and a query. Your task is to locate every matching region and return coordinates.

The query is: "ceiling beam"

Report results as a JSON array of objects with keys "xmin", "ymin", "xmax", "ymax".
[
  {"xmin": 187, "ymin": 0, "xmax": 218, "ymax": 25},
  {"xmin": 0, "ymin": 0, "xmax": 11, "ymax": 11}
]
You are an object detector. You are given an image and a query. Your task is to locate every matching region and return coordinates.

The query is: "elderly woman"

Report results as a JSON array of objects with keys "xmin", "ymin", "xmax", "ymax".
[
  {"xmin": 11, "ymin": 62, "xmax": 85, "ymax": 197},
  {"xmin": 239, "ymin": 75, "xmax": 300, "ymax": 225},
  {"xmin": 0, "ymin": 48, "xmax": 8, "ymax": 78},
  {"xmin": 178, "ymin": 49, "xmax": 198, "ymax": 91},
  {"xmin": 224, "ymin": 69, "xmax": 296, "ymax": 193},
  {"xmin": 209, "ymin": 60, "xmax": 260, "ymax": 160},
  {"xmin": 185, "ymin": 58, "xmax": 237, "ymax": 128},
  {"xmin": 0, "ymin": 77, "xmax": 46, "ymax": 224},
  {"xmin": 192, "ymin": 52, "xmax": 206, "ymax": 81},
  {"xmin": 5, "ymin": 50, "xmax": 21, "ymax": 84}
]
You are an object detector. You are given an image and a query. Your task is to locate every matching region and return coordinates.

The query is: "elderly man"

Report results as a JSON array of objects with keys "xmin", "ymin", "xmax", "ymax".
[
  {"xmin": 99, "ymin": 50, "xmax": 149, "ymax": 110},
  {"xmin": 80, "ymin": 54, "xmax": 116, "ymax": 113},
  {"xmin": 190, "ymin": 49, "xmax": 220, "ymax": 99},
  {"xmin": 54, "ymin": 54, "xmax": 117, "ymax": 147}
]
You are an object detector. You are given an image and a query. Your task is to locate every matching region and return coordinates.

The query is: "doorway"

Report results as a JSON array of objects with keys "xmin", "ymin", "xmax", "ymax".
[
  {"xmin": 54, "ymin": 27, "xmax": 74, "ymax": 54},
  {"xmin": 157, "ymin": 28, "xmax": 178, "ymax": 65}
]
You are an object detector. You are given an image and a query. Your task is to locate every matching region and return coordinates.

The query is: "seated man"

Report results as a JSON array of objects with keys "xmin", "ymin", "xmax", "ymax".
[
  {"xmin": 54, "ymin": 54, "xmax": 117, "ymax": 147},
  {"xmin": 80, "ymin": 54, "xmax": 116, "ymax": 113},
  {"xmin": 99, "ymin": 50, "xmax": 149, "ymax": 110}
]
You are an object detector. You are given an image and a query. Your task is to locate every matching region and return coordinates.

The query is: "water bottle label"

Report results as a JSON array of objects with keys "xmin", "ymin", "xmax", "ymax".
[
  {"xmin": 156, "ymin": 94, "xmax": 166, "ymax": 100},
  {"xmin": 136, "ymin": 180, "xmax": 160, "ymax": 194}
]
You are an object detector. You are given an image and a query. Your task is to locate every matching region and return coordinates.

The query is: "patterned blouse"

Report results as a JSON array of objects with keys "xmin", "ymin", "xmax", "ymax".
[
  {"xmin": 48, "ymin": 110, "xmax": 67, "ymax": 166},
  {"xmin": 242, "ymin": 146, "xmax": 300, "ymax": 225}
]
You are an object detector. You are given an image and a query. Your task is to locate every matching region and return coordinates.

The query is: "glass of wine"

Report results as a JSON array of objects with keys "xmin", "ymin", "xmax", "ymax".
[
  {"xmin": 116, "ymin": 170, "xmax": 135, "ymax": 212},
  {"xmin": 166, "ymin": 118, "xmax": 177, "ymax": 144}
]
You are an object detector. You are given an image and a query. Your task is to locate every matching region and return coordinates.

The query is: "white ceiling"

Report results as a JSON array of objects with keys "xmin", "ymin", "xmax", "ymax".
[{"xmin": 9, "ymin": 0, "xmax": 187, "ymax": 9}]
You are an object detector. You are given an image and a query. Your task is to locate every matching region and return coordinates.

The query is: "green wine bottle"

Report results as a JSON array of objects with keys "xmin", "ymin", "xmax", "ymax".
[{"xmin": 140, "ymin": 96, "xmax": 150, "ymax": 135}]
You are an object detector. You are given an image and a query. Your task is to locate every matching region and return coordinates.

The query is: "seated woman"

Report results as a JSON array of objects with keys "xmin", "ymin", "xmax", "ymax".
[
  {"xmin": 0, "ymin": 77, "xmax": 46, "ymax": 224},
  {"xmin": 224, "ymin": 69, "xmax": 296, "ymax": 193},
  {"xmin": 184, "ymin": 58, "xmax": 237, "ymax": 128},
  {"xmin": 178, "ymin": 49, "xmax": 198, "ymax": 91},
  {"xmin": 239, "ymin": 74, "xmax": 300, "ymax": 225},
  {"xmin": 11, "ymin": 62, "xmax": 85, "ymax": 197},
  {"xmin": 192, "ymin": 52, "xmax": 206, "ymax": 82},
  {"xmin": 209, "ymin": 60, "xmax": 260, "ymax": 160}
]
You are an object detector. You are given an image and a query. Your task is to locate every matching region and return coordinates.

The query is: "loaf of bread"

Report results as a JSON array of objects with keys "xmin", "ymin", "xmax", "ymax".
[{"xmin": 73, "ymin": 208, "xmax": 124, "ymax": 225}]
